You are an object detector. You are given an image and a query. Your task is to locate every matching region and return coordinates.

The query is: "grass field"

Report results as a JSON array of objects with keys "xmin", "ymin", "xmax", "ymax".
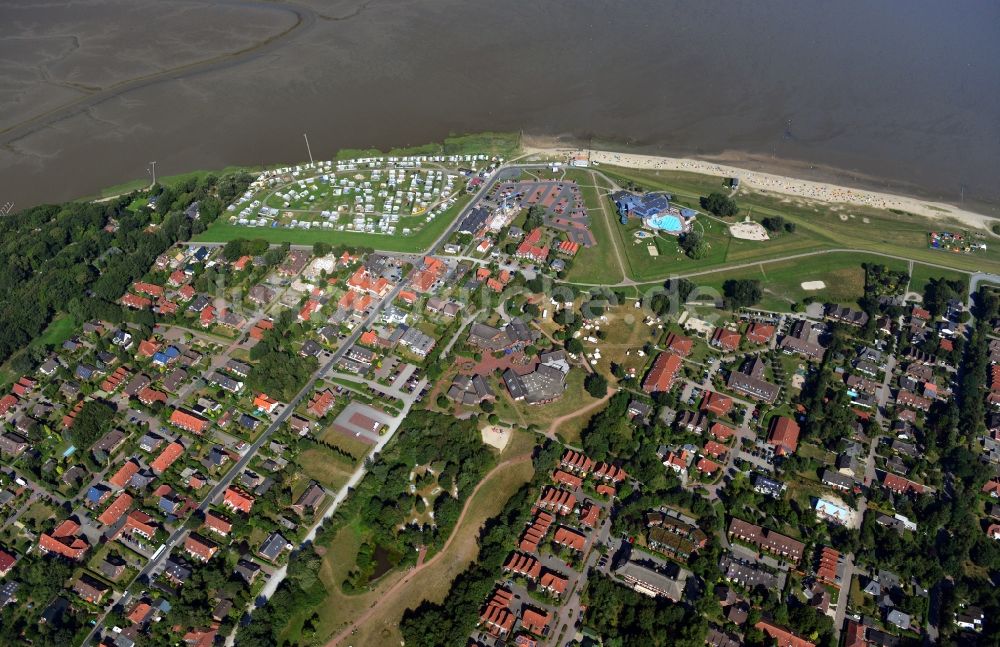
[
  {"xmin": 689, "ymin": 252, "xmax": 910, "ymax": 311},
  {"xmin": 687, "ymin": 252, "xmax": 974, "ymax": 312},
  {"xmin": 36, "ymin": 314, "xmax": 79, "ymax": 347},
  {"xmin": 335, "ymin": 132, "xmax": 521, "ymax": 162},
  {"xmin": 599, "ymin": 166, "xmax": 1000, "ymax": 279},
  {"xmin": 564, "ymin": 172, "xmax": 625, "ymax": 284},
  {"xmin": 317, "ymin": 426, "xmax": 375, "ymax": 462},
  {"xmin": 299, "ymin": 446, "xmax": 355, "ymax": 490},
  {"xmin": 907, "ymin": 262, "xmax": 970, "ymax": 296},
  {"xmin": 193, "ymin": 193, "xmax": 471, "ymax": 252},
  {"xmin": 281, "ymin": 430, "xmax": 536, "ymax": 646},
  {"xmin": 580, "ymin": 304, "xmax": 662, "ymax": 380}
]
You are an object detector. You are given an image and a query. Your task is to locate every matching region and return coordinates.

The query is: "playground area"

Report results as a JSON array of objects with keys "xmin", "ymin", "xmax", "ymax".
[
  {"xmin": 729, "ymin": 219, "xmax": 770, "ymax": 241},
  {"xmin": 928, "ymin": 231, "xmax": 987, "ymax": 254}
]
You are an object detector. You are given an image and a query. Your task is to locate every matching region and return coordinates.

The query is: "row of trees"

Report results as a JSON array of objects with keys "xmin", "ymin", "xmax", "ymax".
[{"xmin": 582, "ymin": 575, "xmax": 708, "ymax": 647}]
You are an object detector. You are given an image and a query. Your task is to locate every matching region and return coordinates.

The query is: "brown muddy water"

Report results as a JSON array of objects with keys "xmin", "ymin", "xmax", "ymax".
[{"xmin": 1, "ymin": 0, "xmax": 998, "ymax": 213}]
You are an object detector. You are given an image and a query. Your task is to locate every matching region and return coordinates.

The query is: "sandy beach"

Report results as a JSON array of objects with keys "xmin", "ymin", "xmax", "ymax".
[{"xmin": 522, "ymin": 145, "xmax": 997, "ymax": 232}]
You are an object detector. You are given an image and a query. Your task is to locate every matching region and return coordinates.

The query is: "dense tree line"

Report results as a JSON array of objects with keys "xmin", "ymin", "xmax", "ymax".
[
  {"xmin": 722, "ymin": 279, "xmax": 762, "ymax": 310},
  {"xmin": 582, "ymin": 575, "xmax": 707, "ymax": 647},
  {"xmin": 246, "ymin": 314, "xmax": 317, "ymax": 401},
  {"xmin": 581, "ymin": 391, "xmax": 633, "ymax": 459},
  {"xmin": 923, "ymin": 276, "xmax": 967, "ymax": 318},
  {"xmin": 679, "ymin": 231, "xmax": 709, "ymax": 259},
  {"xmin": 761, "ymin": 215, "xmax": 795, "ymax": 233},
  {"xmin": 221, "ymin": 238, "xmax": 270, "ymax": 262}
]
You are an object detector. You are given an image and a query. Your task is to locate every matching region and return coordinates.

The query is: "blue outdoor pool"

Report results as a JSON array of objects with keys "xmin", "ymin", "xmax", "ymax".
[{"xmin": 647, "ymin": 214, "xmax": 683, "ymax": 233}]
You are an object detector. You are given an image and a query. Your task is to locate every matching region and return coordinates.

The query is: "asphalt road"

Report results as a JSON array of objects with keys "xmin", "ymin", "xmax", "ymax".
[{"xmin": 84, "ymin": 273, "xmax": 411, "ymax": 646}]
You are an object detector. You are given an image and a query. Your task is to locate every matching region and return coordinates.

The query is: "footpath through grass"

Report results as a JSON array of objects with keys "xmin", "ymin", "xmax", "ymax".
[
  {"xmin": 686, "ymin": 252, "xmax": 966, "ymax": 311},
  {"xmin": 598, "ymin": 166, "xmax": 1000, "ymax": 278},
  {"xmin": 281, "ymin": 428, "xmax": 537, "ymax": 646}
]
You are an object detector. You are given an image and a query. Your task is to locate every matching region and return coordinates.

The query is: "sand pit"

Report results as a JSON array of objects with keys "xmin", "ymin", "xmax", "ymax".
[
  {"xmin": 729, "ymin": 221, "xmax": 770, "ymax": 241},
  {"xmin": 801, "ymin": 281, "xmax": 827, "ymax": 290},
  {"xmin": 481, "ymin": 425, "xmax": 511, "ymax": 451}
]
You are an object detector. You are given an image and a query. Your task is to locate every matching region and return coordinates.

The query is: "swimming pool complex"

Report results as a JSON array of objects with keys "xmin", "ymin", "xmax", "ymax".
[{"xmin": 646, "ymin": 214, "xmax": 684, "ymax": 233}]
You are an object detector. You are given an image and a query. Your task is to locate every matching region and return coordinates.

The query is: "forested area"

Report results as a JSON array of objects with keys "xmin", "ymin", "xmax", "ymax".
[
  {"xmin": 582, "ymin": 575, "xmax": 707, "ymax": 647},
  {"xmin": 0, "ymin": 556, "xmax": 76, "ymax": 646},
  {"xmin": 69, "ymin": 399, "xmax": 116, "ymax": 449},
  {"xmin": 0, "ymin": 172, "xmax": 252, "ymax": 376},
  {"xmin": 247, "ymin": 311, "xmax": 317, "ymax": 401}
]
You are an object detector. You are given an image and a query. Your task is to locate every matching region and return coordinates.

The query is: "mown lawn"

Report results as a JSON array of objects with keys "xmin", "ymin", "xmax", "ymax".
[
  {"xmin": 565, "ymin": 173, "xmax": 626, "ymax": 284},
  {"xmin": 599, "ymin": 165, "xmax": 1000, "ymax": 278},
  {"xmin": 686, "ymin": 251, "xmax": 911, "ymax": 311},
  {"xmin": 907, "ymin": 262, "xmax": 970, "ymax": 297}
]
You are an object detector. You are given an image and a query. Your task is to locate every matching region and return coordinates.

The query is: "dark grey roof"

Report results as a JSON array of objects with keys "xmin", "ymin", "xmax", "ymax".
[{"xmin": 258, "ymin": 532, "xmax": 290, "ymax": 561}]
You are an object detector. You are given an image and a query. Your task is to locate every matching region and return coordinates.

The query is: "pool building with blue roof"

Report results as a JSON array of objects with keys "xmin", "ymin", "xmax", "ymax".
[{"xmin": 611, "ymin": 190, "xmax": 696, "ymax": 235}]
